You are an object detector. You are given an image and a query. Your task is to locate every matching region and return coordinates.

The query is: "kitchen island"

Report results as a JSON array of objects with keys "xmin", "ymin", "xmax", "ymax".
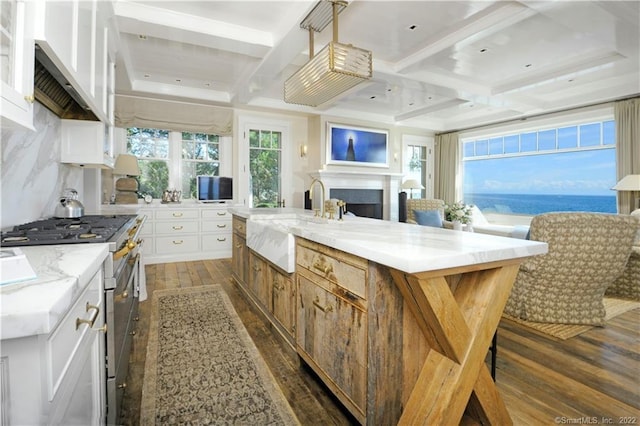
[
  {"xmin": 0, "ymin": 244, "xmax": 109, "ymax": 425},
  {"xmin": 230, "ymin": 207, "xmax": 547, "ymax": 425}
]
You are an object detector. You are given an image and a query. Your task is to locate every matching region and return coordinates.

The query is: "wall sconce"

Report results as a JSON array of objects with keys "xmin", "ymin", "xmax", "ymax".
[
  {"xmin": 393, "ymin": 152, "xmax": 398, "ymax": 162},
  {"xmin": 300, "ymin": 144, "xmax": 308, "ymax": 158}
]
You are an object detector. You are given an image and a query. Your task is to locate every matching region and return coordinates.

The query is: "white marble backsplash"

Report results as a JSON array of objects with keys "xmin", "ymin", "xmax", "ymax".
[{"xmin": 1, "ymin": 103, "xmax": 84, "ymax": 229}]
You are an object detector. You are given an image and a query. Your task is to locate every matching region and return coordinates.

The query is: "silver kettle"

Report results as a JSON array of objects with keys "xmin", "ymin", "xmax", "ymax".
[{"xmin": 55, "ymin": 188, "xmax": 85, "ymax": 218}]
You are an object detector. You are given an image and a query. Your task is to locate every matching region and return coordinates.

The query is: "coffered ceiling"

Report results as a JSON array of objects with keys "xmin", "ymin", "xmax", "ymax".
[{"xmin": 113, "ymin": 0, "xmax": 640, "ymax": 131}]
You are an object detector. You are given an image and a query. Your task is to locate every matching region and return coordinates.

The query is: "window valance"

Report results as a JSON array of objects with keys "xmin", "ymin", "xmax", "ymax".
[{"xmin": 114, "ymin": 95, "xmax": 233, "ymax": 136}]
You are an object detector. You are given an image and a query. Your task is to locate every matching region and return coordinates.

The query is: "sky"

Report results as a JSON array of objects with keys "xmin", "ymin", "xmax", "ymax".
[{"xmin": 463, "ymin": 148, "xmax": 617, "ymax": 196}]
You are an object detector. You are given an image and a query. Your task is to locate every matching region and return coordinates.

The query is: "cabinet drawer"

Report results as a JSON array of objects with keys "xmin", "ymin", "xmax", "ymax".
[
  {"xmin": 155, "ymin": 221, "xmax": 199, "ymax": 234},
  {"xmin": 202, "ymin": 220, "xmax": 231, "ymax": 232},
  {"xmin": 155, "ymin": 209, "xmax": 199, "ymax": 220},
  {"xmin": 202, "ymin": 209, "xmax": 230, "ymax": 219},
  {"xmin": 296, "ymin": 241, "xmax": 367, "ymax": 300},
  {"xmin": 155, "ymin": 235, "xmax": 199, "ymax": 254},
  {"xmin": 202, "ymin": 233, "xmax": 232, "ymax": 252},
  {"xmin": 233, "ymin": 216, "xmax": 247, "ymax": 237},
  {"xmin": 47, "ymin": 269, "xmax": 103, "ymax": 400}
]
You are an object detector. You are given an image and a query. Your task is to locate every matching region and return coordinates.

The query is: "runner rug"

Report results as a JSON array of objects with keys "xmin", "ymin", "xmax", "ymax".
[
  {"xmin": 140, "ymin": 286, "xmax": 299, "ymax": 425},
  {"xmin": 502, "ymin": 297, "xmax": 640, "ymax": 340}
]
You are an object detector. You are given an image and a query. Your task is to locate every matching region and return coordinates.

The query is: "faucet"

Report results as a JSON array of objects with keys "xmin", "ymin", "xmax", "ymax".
[{"xmin": 309, "ymin": 178, "xmax": 326, "ymax": 218}]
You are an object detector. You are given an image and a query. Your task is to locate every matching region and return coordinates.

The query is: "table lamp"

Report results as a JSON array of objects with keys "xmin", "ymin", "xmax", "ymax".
[
  {"xmin": 612, "ymin": 174, "xmax": 640, "ymax": 216},
  {"xmin": 114, "ymin": 154, "xmax": 141, "ymax": 204},
  {"xmin": 401, "ymin": 179, "xmax": 425, "ymax": 199}
]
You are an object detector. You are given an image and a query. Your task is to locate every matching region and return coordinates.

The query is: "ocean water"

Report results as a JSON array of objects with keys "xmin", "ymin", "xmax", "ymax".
[{"xmin": 464, "ymin": 193, "xmax": 617, "ymax": 215}]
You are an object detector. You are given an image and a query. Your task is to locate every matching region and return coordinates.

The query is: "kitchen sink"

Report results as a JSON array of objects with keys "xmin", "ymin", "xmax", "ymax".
[{"xmin": 246, "ymin": 215, "xmax": 328, "ymax": 273}]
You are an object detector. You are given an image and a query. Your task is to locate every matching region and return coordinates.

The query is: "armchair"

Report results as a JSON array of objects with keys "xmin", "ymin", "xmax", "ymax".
[
  {"xmin": 405, "ymin": 198, "xmax": 445, "ymax": 224},
  {"xmin": 504, "ymin": 212, "xmax": 637, "ymax": 325}
]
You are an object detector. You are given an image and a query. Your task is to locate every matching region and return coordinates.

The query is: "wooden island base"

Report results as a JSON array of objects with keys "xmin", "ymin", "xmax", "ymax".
[{"xmin": 390, "ymin": 261, "xmax": 520, "ymax": 425}]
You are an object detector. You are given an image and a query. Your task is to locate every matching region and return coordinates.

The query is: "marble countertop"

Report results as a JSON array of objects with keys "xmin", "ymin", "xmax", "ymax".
[
  {"xmin": 229, "ymin": 207, "xmax": 548, "ymax": 274},
  {"xmin": 91, "ymin": 200, "xmax": 239, "ymax": 214},
  {"xmin": 0, "ymin": 244, "xmax": 109, "ymax": 340}
]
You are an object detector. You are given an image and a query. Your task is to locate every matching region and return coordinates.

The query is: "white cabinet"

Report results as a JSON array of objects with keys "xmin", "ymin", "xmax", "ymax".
[
  {"xmin": 0, "ymin": 268, "xmax": 106, "ymax": 425},
  {"xmin": 0, "ymin": 0, "xmax": 35, "ymax": 130},
  {"xmin": 33, "ymin": 0, "xmax": 114, "ymax": 123},
  {"xmin": 142, "ymin": 205, "xmax": 233, "ymax": 264},
  {"xmin": 61, "ymin": 119, "xmax": 115, "ymax": 168}
]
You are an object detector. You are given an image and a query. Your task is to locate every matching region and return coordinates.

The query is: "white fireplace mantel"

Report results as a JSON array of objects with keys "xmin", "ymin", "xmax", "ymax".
[{"xmin": 310, "ymin": 170, "xmax": 403, "ymax": 221}]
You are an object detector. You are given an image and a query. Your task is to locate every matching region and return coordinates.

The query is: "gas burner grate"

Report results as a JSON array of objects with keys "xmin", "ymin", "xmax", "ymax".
[{"xmin": 1, "ymin": 215, "xmax": 136, "ymax": 247}]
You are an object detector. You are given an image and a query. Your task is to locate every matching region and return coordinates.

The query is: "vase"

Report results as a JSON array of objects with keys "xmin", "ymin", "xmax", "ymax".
[{"xmin": 452, "ymin": 220, "xmax": 462, "ymax": 231}]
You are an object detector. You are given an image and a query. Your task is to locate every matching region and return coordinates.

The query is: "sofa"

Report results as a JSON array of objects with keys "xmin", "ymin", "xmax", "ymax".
[
  {"xmin": 406, "ymin": 199, "xmax": 529, "ymax": 238},
  {"xmin": 504, "ymin": 212, "xmax": 638, "ymax": 325}
]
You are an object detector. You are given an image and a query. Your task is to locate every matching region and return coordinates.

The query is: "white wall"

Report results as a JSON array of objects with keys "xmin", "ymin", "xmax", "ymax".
[{"xmin": 1, "ymin": 103, "xmax": 84, "ymax": 229}]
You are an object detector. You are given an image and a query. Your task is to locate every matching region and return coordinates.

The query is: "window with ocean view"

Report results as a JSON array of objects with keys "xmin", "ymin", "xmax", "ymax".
[{"xmin": 462, "ymin": 119, "xmax": 617, "ymax": 216}]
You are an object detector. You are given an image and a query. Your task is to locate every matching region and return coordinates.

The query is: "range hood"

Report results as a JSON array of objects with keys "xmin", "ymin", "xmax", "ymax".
[{"xmin": 34, "ymin": 44, "xmax": 97, "ymax": 121}]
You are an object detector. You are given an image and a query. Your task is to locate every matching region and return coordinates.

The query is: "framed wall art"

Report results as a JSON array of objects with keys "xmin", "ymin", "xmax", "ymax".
[{"xmin": 327, "ymin": 122, "xmax": 389, "ymax": 167}]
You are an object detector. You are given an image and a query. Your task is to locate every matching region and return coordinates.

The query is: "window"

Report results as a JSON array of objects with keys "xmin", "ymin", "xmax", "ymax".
[
  {"xmin": 126, "ymin": 128, "xmax": 224, "ymax": 200},
  {"xmin": 249, "ymin": 128, "xmax": 281, "ymax": 207},
  {"xmin": 181, "ymin": 132, "xmax": 220, "ymax": 198},
  {"xmin": 127, "ymin": 128, "xmax": 169, "ymax": 199},
  {"xmin": 402, "ymin": 134, "xmax": 434, "ymax": 199},
  {"xmin": 462, "ymin": 119, "xmax": 616, "ymax": 215}
]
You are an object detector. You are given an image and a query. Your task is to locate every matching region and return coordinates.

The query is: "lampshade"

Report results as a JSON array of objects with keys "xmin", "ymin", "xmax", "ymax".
[
  {"xmin": 113, "ymin": 154, "xmax": 140, "ymax": 176},
  {"xmin": 401, "ymin": 179, "xmax": 425, "ymax": 190},
  {"xmin": 612, "ymin": 174, "xmax": 640, "ymax": 191}
]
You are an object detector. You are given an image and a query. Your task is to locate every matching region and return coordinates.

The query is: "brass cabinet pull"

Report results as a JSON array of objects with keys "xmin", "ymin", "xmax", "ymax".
[
  {"xmin": 127, "ymin": 253, "xmax": 140, "ymax": 266},
  {"xmin": 217, "ymin": 224, "xmax": 227, "ymax": 228},
  {"xmin": 76, "ymin": 302, "xmax": 100, "ymax": 330},
  {"xmin": 24, "ymin": 94, "xmax": 35, "ymax": 103},
  {"xmin": 95, "ymin": 323, "xmax": 107, "ymax": 333},
  {"xmin": 172, "ymin": 225, "xmax": 183, "ymax": 230},
  {"xmin": 172, "ymin": 212, "xmax": 183, "ymax": 217},
  {"xmin": 117, "ymin": 382, "xmax": 127, "ymax": 389},
  {"xmin": 130, "ymin": 330, "xmax": 137, "ymax": 336},
  {"xmin": 217, "ymin": 237, "xmax": 227, "ymax": 242},
  {"xmin": 173, "ymin": 240, "xmax": 184, "ymax": 244},
  {"xmin": 235, "ymin": 243, "xmax": 243, "ymax": 248},
  {"xmin": 313, "ymin": 297, "xmax": 333, "ymax": 313},
  {"xmin": 217, "ymin": 212, "xmax": 227, "ymax": 216},
  {"xmin": 312, "ymin": 259, "xmax": 333, "ymax": 275}
]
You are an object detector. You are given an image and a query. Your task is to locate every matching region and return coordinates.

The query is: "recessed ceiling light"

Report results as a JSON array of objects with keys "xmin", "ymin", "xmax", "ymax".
[
  {"xmin": 409, "ymin": 102, "xmax": 414, "ymax": 106},
  {"xmin": 408, "ymin": 25, "xmax": 417, "ymax": 31},
  {"xmin": 428, "ymin": 96, "xmax": 432, "ymax": 100},
  {"xmin": 176, "ymin": 79, "xmax": 181, "ymax": 82},
  {"xmin": 370, "ymin": 96, "xmax": 376, "ymax": 99},
  {"xmin": 568, "ymin": 78, "xmax": 574, "ymax": 82},
  {"xmin": 144, "ymin": 74, "xmax": 150, "ymax": 78},
  {"xmin": 479, "ymin": 48, "xmax": 488, "ymax": 53},
  {"xmin": 525, "ymin": 63, "xmax": 532, "ymax": 68}
]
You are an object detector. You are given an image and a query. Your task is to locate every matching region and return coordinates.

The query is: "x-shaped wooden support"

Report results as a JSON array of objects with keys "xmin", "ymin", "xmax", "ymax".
[{"xmin": 390, "ymin": 260, "xmax": 521, "ymax": 425}]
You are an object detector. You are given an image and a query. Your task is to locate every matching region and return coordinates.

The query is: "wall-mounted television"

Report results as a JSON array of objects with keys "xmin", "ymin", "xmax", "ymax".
[{"xmin": 196, "ymin": 176, "xmax": 233, "ymax": 203}]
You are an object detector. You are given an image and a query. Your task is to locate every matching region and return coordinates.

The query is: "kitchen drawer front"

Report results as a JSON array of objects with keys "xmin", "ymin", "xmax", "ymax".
[
  {"xmin": 296, "ymin": 273, "xmax": 367, "ymax": 416},
  {"xmin": 296, "ymin": 240, "xmax": 367, "ymax": 300},
  {"xmin": 201, "ymin": 209, "xmax": 230, "ymax": 220},
  {"xmin": 201, "ymin": 233, "xmax": 232, "ymax": 252},
  {"xmin": 155, "ymin": 221, "xmax": 199, "ymax": 234},
  {"xmin": 201, "ymin": 219, "xmax": 231, "ymax": 233},
  {"xmin": 155, "ymin": 235, "xmax": 199, "ymax": 254},
  {"xmin": 46, "ymin": 269, "xmax": 103, "ymax": 400},
  {"xmin": 233, "ymin": 216, "xmax": 247, "ymax": 237},
  {"xmin": 155, "ymin": 209, "xmax": 199, "ymax": 220}
]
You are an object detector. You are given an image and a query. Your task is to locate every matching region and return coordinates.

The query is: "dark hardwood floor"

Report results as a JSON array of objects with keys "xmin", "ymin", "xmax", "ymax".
[{"xmin": 119, "ymin": 260, "xmax": 640, "ymax": 425}]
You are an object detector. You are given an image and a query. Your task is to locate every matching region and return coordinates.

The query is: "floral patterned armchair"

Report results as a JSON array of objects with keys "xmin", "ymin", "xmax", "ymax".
[{"xmin": 504, "ymin": 212, "xmax": 638, "ymax": 325}]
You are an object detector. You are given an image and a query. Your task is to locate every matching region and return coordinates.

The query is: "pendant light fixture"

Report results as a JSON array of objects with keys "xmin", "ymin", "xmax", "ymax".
[{"xmin": 284, "ymin": 0, "xmax": 373, "ymax": 107}]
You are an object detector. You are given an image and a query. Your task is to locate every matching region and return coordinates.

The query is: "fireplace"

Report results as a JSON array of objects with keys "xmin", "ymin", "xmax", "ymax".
[
  {"xmin": 330, "ymin": 189, "xmax": 383, "ymax": 220},
  {"xmin": 309, "ymin": 170, "xmax": 403, "ymax": 221}
]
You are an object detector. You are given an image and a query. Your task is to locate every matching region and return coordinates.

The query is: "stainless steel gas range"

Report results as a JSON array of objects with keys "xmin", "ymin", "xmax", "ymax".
[{"xmin": 1, "ymin": 214, "xmax": 146, "ymax": 425}]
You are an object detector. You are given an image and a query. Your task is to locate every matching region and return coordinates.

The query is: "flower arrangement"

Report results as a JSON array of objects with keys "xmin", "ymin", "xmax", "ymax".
[{"xmin": 444, "ymin": 201, "xmax": 472, "ymax": 224}]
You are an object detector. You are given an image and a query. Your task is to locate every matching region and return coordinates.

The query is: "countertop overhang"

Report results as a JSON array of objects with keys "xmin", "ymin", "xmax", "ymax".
[
  {"xmin": 230, "ymin": 207, "xmax": 548, "ymax": 274},
  {"xmin": 1, "ymin": 244, "xmax": 109, "ymax": 340}
]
